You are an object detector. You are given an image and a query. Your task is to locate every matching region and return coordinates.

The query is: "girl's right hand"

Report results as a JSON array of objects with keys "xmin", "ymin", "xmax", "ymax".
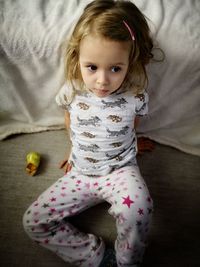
[{"xmin": 59, "ymin": 159, "xmax": 72, "ymax": 174}]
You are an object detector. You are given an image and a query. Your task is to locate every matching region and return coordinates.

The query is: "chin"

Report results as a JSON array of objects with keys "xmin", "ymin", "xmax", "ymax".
[{"xmin": 95, "ymin": 91, "xmax": 110, "ymax": 98}]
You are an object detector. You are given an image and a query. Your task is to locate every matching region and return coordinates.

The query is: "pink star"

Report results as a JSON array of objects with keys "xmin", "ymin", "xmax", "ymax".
[
  {"xmin": 85, "ymin": 183, "xmax": 90, "ymax": 189},
  {"xmin": 138, "ymin": 208, "xmax": 144, "ymax": 215},
  {"xmin": 50, "ymin": 208, "xmax": 56, "ymax": 213},
  {"xmin": 59, "ymin": 226, "xmax": 65, "ymax": 232},
  {"xmin": 122, "ymin": 195, "xmax": 134, "ymax": 208}
]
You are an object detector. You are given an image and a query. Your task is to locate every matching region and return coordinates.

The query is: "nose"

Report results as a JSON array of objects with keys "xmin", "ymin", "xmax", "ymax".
[{"xmin": 97, "ymin": 70, "xmax": 109, "ymax": 86}]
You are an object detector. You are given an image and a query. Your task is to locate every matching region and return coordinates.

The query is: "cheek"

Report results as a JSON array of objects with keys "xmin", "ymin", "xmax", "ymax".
[
  {"xmin": 81, "ymin": 70, "xmax": 93, "ymax": 85},
  {"xmin": 80, "ymin": 68, "xmax": 88, "ymax": 81},
  {"xmin": 80, "ymin": 65, "xmax": 85, "ymax": 77},
  {"xmin": 121, "ymin": 68, "xmax": 129, "ymax": 82},
  {"xmin": 115, "ymin": 72, "xmax": 127, "ymax": 85}
]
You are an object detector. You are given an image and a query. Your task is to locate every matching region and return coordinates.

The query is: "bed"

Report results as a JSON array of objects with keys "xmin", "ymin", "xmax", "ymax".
[{"xmin": 0, "ymin": 0, "xmax": 200, "ymax": 156}]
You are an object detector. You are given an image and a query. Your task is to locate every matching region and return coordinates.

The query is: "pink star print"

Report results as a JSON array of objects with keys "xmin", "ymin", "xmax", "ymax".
[
  {"xmin": 50, "ymin": 208, "xmax": 56, "ymax": 213},
  {"xmin": 122, "ymin": 195, "xmax": 134, "ymax": 208},
  {"xmin": 85, "ymin": 183, "xmax": 90, "ymax": 189},
  {"xmin": 138, "ymin": 208, "xmax": 144, "ymax": 215}
]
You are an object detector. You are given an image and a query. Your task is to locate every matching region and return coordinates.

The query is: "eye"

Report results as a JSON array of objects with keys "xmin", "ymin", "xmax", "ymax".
[
  {"xmin": 111, "ymin": 66, "xmax": 121, "ymax": 73},
  {"xmin": 87, "ymin": 65, "xmax": 97, "ymax": 72}
]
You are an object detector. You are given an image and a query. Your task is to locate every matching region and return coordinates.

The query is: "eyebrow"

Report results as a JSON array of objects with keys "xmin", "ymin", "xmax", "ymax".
[
  {"xmin": 112, "ymin": 62, "xmax": 126, "ymax": 66},
  {"xmin": 81, "ymin": 61, "xmax": 126, "ymax": 66}
]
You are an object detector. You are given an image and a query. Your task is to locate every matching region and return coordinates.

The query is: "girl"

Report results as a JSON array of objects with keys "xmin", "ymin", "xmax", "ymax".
[{"xmin": 23, "ymin": 1, "xmax": 154, "ymax": 266}]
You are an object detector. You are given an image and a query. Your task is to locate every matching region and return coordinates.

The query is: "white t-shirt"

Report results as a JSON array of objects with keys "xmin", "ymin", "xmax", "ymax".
[{"xmin": 56, "ymin": 82, "xmax": 148, "ymax": 176}]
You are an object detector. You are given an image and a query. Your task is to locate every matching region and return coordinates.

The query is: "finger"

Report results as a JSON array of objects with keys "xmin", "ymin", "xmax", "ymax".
[
  {"xmin": 139, "ymin": 143, "xmax": 155, "ymax": 151},
  {"xmin": 138, "ymin": 138, "xmax": 155, "ymax": 150},
  {"xmin": 68, "ymin": 164, "xmax": 72, "ymax": 172},
  {"xmin": 65, "ymin": 164, "xmax": 72, "ymax": 174},
  {"xmin": 137, "ymin": 139, "xmax": 155, "ymax": 155},
  {"xmin": 59, "ymin": 160, "xmax": 68, "ymax": 169}
]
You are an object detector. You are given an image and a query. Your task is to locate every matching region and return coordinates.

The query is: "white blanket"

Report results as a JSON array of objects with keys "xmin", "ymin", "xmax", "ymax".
[{"xmin": 0, "ymin": 0, "xmax": 200, "ymax": 156}]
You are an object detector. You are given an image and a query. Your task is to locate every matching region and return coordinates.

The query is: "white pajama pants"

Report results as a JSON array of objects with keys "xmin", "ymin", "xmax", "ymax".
[{"xmin": 23, "ymin": 165, "xmax": 153, "ymax": 267}]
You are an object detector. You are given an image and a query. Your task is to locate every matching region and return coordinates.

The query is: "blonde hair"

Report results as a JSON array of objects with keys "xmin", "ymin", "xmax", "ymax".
[{"xmin": 64, "ymin": 0, "xmax": 154, "ymax": 94}]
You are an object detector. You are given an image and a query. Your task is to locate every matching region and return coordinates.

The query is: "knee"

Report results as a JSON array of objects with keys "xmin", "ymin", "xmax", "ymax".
[
  {"xmin": 134, "ymin": 192, "xmax": 153, "ymax": 222},
  {"xmin": 119, "ymin": 192, "xmax": 153, "ymax": 226}
]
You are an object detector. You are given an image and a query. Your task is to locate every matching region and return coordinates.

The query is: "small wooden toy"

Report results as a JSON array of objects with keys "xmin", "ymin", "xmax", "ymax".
[{"xmin": 26, "ymin": 152, "xmax": 41, "ymax": 176}]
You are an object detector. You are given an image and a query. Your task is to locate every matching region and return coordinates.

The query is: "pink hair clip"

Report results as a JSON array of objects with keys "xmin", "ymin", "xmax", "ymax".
[{"xmin": 123, "ymin": 20, "xmax": 135, "ymax": 41}]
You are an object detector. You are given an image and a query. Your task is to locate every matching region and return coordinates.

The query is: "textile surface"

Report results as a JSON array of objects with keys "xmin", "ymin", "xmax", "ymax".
[
  {"xmin": 0, "ymin": 130, "xmax": 200, "ymax": 266},
  {"xmin": 0, "ymin": 0, "xmax": 200, "ymax": 155}
]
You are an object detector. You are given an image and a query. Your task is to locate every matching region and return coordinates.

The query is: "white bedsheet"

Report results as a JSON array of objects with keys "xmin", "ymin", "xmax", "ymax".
[{"xmin": 0, "ymin": 0, "xmax": 200, "ymax": 156}]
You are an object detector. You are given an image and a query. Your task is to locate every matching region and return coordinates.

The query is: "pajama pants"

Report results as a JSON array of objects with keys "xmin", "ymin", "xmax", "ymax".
[{"xmin": 23, "ymin": 165, "xmax": 153, "ymax": 267}]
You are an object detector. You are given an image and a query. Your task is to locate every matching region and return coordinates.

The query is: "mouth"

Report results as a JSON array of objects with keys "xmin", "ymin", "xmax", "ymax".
[
  {"xmin": 96, "ymin": 88, "xmax": 109, "ymax": 93},
  {"xmin": 89, "ymin": 87, "xmax": 110, "ymax": 97},
  {"xmin": 96, "ymin": 89, "xmax": 109, "ymax": 96}
]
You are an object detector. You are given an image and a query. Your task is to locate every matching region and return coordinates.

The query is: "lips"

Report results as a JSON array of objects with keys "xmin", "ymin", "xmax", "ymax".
[
  {"xmin": 97, "ymin": 89, "xmax": 109, "ymax": 94},
  {"xmin": 90, "ymin": 88, "xmax": 110, "ymax": 97},
  {"xmin": 99, "ymin": 89, "xmax": 108, "ymax": 92},
  {"xmin": 96, "ymin": 87, "xmax": 106, "ymax": 90},
  {"xmin": 96, "ymin": 88, "xmax": 108, "ymax": 92}
]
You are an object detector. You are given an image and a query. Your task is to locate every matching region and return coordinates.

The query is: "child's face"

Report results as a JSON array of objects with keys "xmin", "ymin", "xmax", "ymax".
[{"xmin": 79, "ymin": 35, "xmax": 131, "ymax": 98}]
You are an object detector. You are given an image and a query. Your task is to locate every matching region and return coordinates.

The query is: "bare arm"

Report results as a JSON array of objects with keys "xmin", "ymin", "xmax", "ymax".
[
  {"xmin": 134, "ymin": 116, "xmax": 140, "ymax": 129},
  {"xmin": 59, "ymin": 111, "xmax": 72, "ymax": 173},
  {"xmin": 134, "ymin": 116, "xmax": 155, "ymax": 155},
  {"xmin": 64, "ymin": 111, "xmax": 70, "ymax": 129}
]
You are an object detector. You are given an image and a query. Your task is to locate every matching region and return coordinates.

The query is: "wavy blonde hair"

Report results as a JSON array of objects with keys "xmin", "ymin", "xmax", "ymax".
[{"xmin": 64, "ymin": 0, "xmax": 154, "ymax": 94}]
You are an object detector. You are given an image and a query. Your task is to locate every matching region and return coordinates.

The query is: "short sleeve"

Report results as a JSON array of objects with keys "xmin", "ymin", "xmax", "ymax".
[
  {"xmin": 55, "ymin": 82, "xmax": 74, "ymax": 110},
  {"xmin": 134, "ymin": 91, "xmax": 149, "ymax": 116}
]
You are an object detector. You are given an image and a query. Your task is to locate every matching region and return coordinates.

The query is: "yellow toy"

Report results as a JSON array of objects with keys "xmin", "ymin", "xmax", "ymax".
[{"xmin": 26, "ymin": 152, "xmax": 41, "ymax": 176}]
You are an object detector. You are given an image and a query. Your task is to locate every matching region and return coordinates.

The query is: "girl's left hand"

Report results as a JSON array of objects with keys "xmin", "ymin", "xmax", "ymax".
[
  {"xmin": 59, "ymin": 159, "xmax": 72, "ymax": 174},
  {"xmin": 137, "ymin": 137, "xmax": 155, "ymax": 155}
]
